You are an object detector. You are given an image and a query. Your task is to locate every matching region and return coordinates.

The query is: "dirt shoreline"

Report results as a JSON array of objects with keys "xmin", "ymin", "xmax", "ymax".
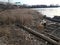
[
  {"xmin": 0, "ymin": 8, "xmax": 46, "ymax": 45},
  {"xmin": 0, "ymin": 8, "xmax": 60, "ymax": 45}
]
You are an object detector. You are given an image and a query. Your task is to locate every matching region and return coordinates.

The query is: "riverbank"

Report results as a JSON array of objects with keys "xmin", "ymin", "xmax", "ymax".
[
  {"xmin": 0, "ymin": 8, "xmax": 60, "ymax": 45},
  {"xmin": 0, "ymin": 8, "xmax": 46, "ymax": 45}
]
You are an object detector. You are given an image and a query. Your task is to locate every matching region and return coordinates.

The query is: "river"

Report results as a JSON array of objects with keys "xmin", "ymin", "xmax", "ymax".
[{"xmin": 31, "ymin": 7, "xmax": 60, "ymax": 18}]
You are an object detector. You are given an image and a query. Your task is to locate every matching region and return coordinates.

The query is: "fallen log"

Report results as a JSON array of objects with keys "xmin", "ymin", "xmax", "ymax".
[
  {"xmin": 42, "ymin": 32, "xmax": 60, "ymax": 42},
  {"xmin": 19, "ymin": 25, "xmax": 59, "ymax": 45}
]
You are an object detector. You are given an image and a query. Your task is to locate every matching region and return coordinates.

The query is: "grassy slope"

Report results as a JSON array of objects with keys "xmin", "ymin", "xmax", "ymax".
[{"xmin": 0, "ymin": 8, "xmax": 45, "ymax": 45}]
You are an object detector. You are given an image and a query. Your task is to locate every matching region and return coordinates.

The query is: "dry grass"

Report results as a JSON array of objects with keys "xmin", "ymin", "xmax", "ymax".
[
  {"xmin": 15, "ymin": 14, "xmax": 33, "ymax": 26},
  {"xmin": 0, "ymin": 9, "xmax": 45, "ymax": 45},
  {"xmin": 0, "ymin": 9, "xmax": 43, "ymax": 26},
  {"xmin": 36, "ymin": 23, "xmax": 44, "ymax": 32},
  {"xmin": 0, "ymin": 9, "xmax": 34, "ymax": 26},
  {"xmin": 0, "ymin": 8, "xmax": 44, "ymax": 30}
]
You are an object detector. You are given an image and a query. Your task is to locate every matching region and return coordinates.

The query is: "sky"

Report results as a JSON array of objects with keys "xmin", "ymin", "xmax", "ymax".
[{"xmin": 0, "ymin": 0, "xmax": 60, "ymax": 5}]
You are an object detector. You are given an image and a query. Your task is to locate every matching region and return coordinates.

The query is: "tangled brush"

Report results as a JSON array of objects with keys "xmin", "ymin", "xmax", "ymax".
[{"xmin": 0, "ymin": 9, "xmax": 34, "ymax": 26}]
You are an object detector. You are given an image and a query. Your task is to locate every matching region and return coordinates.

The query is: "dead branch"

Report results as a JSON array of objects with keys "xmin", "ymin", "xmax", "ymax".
[
  {"xmin": 19, "ymin": 25, "xmax": 59, "ymax": 45},
  {"xmin": 42, "ymin": 32, "xmax": 60, "ymax": 42}
]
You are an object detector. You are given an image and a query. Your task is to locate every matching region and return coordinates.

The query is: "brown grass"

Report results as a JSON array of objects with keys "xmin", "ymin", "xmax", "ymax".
[
  {"xmin": 17, "ymin": 14, "xmax": 33, "ymax": 25},
  {"xmin": 0, "ymin": 9, "xmax": 45, "ymax": 45},
  {"xmin": 0, "ymin": 9, "xmax": 34, "ymax": 26},
  {"xmin": 36, "ymin": 23, "xmax": 44, "ymax": 32}
]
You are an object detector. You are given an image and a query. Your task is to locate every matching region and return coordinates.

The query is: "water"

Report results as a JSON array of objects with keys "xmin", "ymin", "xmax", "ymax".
[{"xmin": 31, "ymin": 7, "xmax": 60, "ymax": 18}]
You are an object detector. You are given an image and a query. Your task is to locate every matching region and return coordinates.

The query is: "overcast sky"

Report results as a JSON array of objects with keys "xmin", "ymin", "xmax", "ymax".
[{"xmin": 0, "ymin": 0, "xmax": 60, "ymax": 5}]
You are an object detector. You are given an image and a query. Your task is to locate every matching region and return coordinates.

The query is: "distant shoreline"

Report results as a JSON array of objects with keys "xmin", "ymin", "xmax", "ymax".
[{"xmin": 26, "ymin": 6, "xmax": 60, "ymax": 8}]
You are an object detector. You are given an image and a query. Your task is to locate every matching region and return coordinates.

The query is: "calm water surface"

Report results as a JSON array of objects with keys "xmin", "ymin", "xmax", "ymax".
[{"xmin": 31, "ymin": 7, "xmax": 60, "ymax": 18}]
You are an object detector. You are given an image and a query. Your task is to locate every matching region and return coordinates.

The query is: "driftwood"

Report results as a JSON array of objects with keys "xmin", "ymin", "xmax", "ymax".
[
  {"xmin": 42, "ymin": 32, "xmax": 60, "ymax": 42},
  {"xmin": 19, "ymin": 25, "xmax": 59, "ymax": 45}
]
